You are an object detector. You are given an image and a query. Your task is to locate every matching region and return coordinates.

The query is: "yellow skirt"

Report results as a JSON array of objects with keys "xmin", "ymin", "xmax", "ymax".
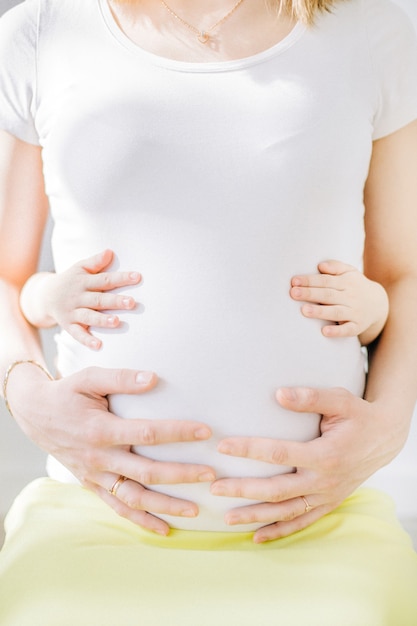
[{"xmin": 0, "ymin": 478, "xmax": 416, "ymax": 626}]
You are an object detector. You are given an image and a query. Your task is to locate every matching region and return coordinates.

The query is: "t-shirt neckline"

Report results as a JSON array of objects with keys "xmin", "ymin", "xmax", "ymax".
[{"xmin": 98, "ymin": 0, "xmax": 306, "ymax": 73}]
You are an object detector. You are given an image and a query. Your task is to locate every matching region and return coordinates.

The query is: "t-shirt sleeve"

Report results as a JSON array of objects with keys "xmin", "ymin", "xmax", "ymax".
[
  {"xmin": 365, "ymin": 0, "xmax": 417, "ymax": 140},
  {"xmin": 0, "ymin": 0, "xmax": 40, "ymax": 145}
]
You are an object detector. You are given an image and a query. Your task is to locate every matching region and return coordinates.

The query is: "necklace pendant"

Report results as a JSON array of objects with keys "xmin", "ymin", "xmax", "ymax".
[{"xmin": 198, "ymin": 31, "xmax": 210, "ymax": 44}]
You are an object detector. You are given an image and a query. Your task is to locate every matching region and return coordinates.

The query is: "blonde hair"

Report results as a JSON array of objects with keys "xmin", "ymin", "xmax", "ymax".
[
  {"xmin": 114, "ymin": 1, "xmax": 343, "ymax": 26},
  {"xmin": 269, "ymin": 0, "xmax": 342, "ymax": 24}
]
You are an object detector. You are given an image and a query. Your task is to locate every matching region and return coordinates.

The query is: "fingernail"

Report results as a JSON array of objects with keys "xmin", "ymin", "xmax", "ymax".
[
  {"xmin": 210, "ymin": 483, "xmax": 225, "ymax": 496},
  {"xmin": 279, "ymin": 388, "xmax": 297, "ymax": 401},
  {"xmin": 292, "ymin": 288, "xmax": 302, "ymax": 297},
  {"xmin": 292, "ymin": 278, "xmax": 302, "ymax": 286},
  {"xmin": 153, "ymin": 526, "xmax": 169, "ymax": 536},
  {"xmin": 217, "ymin": 442, "xmax": 233, "ymax": 454},
  {"xmin": 129, "ymin": 272, "xmax": 140, "ymax": 281},
  {"xmin": 107, "ymin": 315, "xmax": 118, "ymax": 325},
  {"xmin": 122, "ymin": 297, "xmax": 133, "ymax": 308},
  {"xmin": 198, "ymin": 471, "xmax": 215, "ymax": 482},
  {"xmin": 90, "ymin": 339, "xmax": 101, "ymax": 350},
  {"xmin": 181, "ymin": 508, "xmax": 198, "ymax": 517},
  {"xmin": 194, "ymin": 427, "xmax": 211, "ymax": 440},
  {"xmin": 135, "ymin": 371, "xmax": 154, "ymax": 384}
]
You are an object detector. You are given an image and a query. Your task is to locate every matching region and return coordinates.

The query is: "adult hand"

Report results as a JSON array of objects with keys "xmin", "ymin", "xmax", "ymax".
[
  {"xmin": 6, "ymin": 363, "xmax": 214, "ymax": 535},
  {"xmin": 211, "ymin": 386, "xmax": 406, "ymax": 543}
]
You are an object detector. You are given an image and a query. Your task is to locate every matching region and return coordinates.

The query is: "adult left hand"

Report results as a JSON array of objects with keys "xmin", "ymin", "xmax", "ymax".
[{"xmin": 211, "ymin": 386, "xmax": 407, "ymax": 543}]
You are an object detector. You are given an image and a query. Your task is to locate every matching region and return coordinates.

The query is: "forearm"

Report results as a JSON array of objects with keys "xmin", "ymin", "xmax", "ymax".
[
  {"xmin": 0, "ymin": 278, "xmax": 45, "ymax": 386},
  {"xmin": 364, "ymin": 274, "xmax": 417, "ymax": 454}
]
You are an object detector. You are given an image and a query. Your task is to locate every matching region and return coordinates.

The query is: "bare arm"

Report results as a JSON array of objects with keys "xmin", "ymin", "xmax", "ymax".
[
  {"xmin": 363, "ymin": 121, "xmax": 417, "ymax": 417},
  {"xmin": 0, "ymin": 130, "xmax": 49, "ymax": 372}
]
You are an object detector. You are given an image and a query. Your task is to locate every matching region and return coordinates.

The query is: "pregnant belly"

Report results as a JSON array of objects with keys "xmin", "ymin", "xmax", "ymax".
[{"xmin": 54, "ymin": 281, "xmax": 366, "ymax": 531}]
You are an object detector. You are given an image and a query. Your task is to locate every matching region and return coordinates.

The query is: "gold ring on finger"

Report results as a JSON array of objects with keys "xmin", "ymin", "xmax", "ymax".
[
  {"xmin": 108, "ymin": 475, "xmax": 127, "ymax": 497},
  {"xmin": 301, "ymin": 495, "xmax": 313, "ymax": 513}
]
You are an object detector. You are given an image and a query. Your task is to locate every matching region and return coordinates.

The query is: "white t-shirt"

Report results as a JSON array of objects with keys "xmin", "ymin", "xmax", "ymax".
[{"xmin": 1, "ymin": 0, "xmax": 417, "ymax": 531}]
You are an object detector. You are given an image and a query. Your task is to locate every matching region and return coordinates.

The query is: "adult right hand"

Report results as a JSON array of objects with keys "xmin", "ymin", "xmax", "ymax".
[{"xmin": 5, "ymin": 362, "xmax": 214, "ymax": 535}]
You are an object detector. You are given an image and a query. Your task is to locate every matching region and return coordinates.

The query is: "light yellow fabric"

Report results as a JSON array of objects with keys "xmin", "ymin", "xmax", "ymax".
[{"xmin": 0, "ymin": 479, "xmax": 416, "ymax": 626}]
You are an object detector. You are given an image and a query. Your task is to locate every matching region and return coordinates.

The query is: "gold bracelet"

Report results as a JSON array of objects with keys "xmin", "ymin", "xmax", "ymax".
[{"xmin": 2, "ymin": 359, "xmax": 54, "ymax": 418}]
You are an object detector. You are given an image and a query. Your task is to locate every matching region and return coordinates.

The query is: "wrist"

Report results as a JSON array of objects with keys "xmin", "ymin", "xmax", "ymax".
[
  {"xmin": 359, "ymin": 282, "xmax": 389, "ymax": 346},
  {"xmin": 20, "ymin": 272, "xmax": 57, "ymax": 327},
  {"xmin": 363, "ymin": 394, "xmax": 411, "ymax": 460},
  {"xmin": 3, "ymin": 359, "xmax": 54, "ymax": 419}
]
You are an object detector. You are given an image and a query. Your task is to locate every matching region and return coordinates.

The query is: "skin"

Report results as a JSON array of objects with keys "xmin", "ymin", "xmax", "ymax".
[
  {"xmin": 1, "ymin": 3, "xmax": 417, "ymax": 541},
  {"xmin": 20, "ymin": 249, "xmax": 142, "ymax": 350},
  {"xmin": 108, "ymin": 0, "xmax": 297, "ymax": 63},
  {"xmin": 290, "ymin": 259, "xmax": 389, "ymax": 346}
]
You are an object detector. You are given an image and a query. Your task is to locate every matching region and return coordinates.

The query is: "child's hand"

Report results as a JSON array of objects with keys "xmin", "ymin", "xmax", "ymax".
[
  {"xmin": 20, "ymin": 249, "xmax": 141, "ymax": 350},
  {"xmin": 290, "ymin": 260, "xmax": 389, "ymax": 345}
]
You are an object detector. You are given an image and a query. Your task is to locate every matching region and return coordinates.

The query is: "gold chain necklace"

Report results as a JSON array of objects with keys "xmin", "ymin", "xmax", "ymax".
[{"xmin": 159, "ymin": 0, "xmax": 245, "ymax": 44}]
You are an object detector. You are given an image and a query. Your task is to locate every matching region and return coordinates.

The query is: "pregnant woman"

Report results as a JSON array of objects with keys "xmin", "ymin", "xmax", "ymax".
[{"xmin": 1, "ymin": 0, "xmax": 417, "ymax": 623}]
